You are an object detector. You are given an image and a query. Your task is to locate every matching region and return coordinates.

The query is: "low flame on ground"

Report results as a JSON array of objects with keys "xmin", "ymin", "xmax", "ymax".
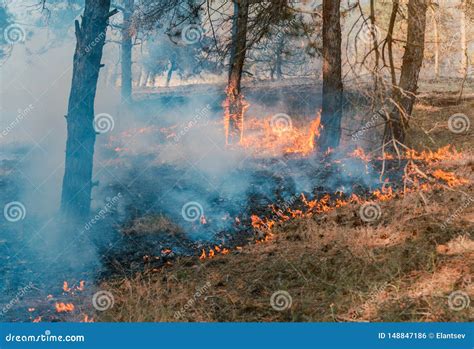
[
  {"xmin": 55, "ymin": 302, "xmax": 75, "ymax": 313},
  {"xmin": 249, "ymin": 146, "xmax": 469, "ymax": 240},
  {"xmin": 199, "ymin": 245, "xmax": 231, "ymax": 260},
  {"xmin": 240, "ymin": 113, "xmax": 321, "ymax": 157},
  {"xmin": 432, "ymin": 169, "xmax": 470, "ymax": 187},
  {"xmin": 62, "ymin": 281, "xmax": 70, "ymax": 293},
  {"xmin": 81, "ymin": 314, "xmax": 94, "ymax": 322},
  {"xmin": 63, "ymin": 280, "xmax": 86, "ymax": 293}
]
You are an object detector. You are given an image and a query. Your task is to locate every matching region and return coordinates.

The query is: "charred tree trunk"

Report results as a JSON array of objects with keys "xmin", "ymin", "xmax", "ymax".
[
  {"xmin": 318, "ymin": 0, "xmax": 343, "ymax": 152},
  {"xmin": 225, "ymin": 0, "xmax": 249, "ymax": 145},
  {"xmin": 61, "ymin": 0, "xmax": 115, "ymax": 219},
  {"xmin": 384, "ymin": 0, "xmax": 428, "ymax": 146},
  {"xmin": 275, "ymin": 35, "xmax": 284, "ymax": 80},
  {"xmin": 387, "ymin": 0, "xmax": 400, "ymax": 86},
  {"xmin": 121, "ymin": 0, "xmax": 134, "ymax": 103}
]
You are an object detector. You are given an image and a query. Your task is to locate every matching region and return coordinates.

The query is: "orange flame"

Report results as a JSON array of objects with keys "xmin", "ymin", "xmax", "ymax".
[
  {"xmin": 62, "ymin": 281, "xmax": 71, "ymax": 293},
  {"xmin": 240, "ymin": 113, "xmax": 322, "ymax": 157},
  {"xmin": 432, "ymin": 169, "xmax": 469, "ymax": 187},
  {"xmin": 81, "ymin": 314, "xmax": 94, "ymax": 322},
  {"xmin": 55, "ymin": 302, "xmax": 75, "ymax": 313}
]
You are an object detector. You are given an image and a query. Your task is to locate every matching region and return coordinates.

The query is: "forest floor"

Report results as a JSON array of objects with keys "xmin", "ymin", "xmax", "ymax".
[{"xmin": 98, "ymin": 95, "xmax": 473, "ymax": 322}]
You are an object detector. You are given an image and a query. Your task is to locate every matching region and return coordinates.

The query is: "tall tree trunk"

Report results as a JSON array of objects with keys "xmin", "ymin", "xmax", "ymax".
[
  {"xmin": 430, "ymin": 6, "xmax": 439, "ymax": 80},
  {"xmin": 145, "ymin": 71, "xmax": 153, "ymax": 87},
  {"xmin": 370, "ymin": 0, "xmax": 381, "ymax": 92},
  {"xmin": 387, "ymin": 0, "xmax": 400, "ymax": 86},
  {"xmin": 61, "ymin": 0, "xmax": 115, "ymax": 219},
  {"xmin": 460, "ymin": 0, "xmax": 468, "ymax": 76},
  {"xmin": 318, "ymin": 0, "xmax": 343, "ymax": 152},
  {"xmin": 225, "ymin": 0, "xmax": 249, "ymax": 145},
  {"xmin": 138, "ymin": 67, "xmax": 147, "ymax": 87},
  {"xmin": 166, "ymin": 60, "xmax": 176, "ymax": 87},
  {"xmin": 384, "ymin": 0, "xmax": 428, "ymax": 146},
  {"xmin": 121, "ymin": 0, "xmax": 134, "ymax": 103},
  {"xmin": 275, "ymin": 34, "xmax": 284, "ymax": 80}
]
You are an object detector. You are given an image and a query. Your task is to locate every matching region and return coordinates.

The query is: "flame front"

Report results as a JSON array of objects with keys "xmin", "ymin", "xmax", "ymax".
[
  {"xmin": 55, "ymin": 302, "xmax": 75, "ymax": 313},
  {"xmin": 240, "ymin": 112, "xmax": 322, "ymax": 157}
]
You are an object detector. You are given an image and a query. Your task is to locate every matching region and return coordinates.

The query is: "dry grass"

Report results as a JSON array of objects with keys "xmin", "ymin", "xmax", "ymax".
[
  {"xmin": 98, "ymin": 99, "xmax": 473, "ymax": 323},
  {"xmin": 408, "ymin": 99, "xmax": 473, "ymax": 153},
  {"xmin": 99, "ymin": 184, "xmax": 473, "ymax": 323}
]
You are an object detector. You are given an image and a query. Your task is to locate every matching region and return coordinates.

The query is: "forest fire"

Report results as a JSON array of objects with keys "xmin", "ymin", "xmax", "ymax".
[{"xmin": 1, "ymin": 0, "xmax": 472, "ymax": 333}]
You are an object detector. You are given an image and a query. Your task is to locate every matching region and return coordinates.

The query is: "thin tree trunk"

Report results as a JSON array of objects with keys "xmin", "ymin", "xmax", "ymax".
[
  {"xmin": 387, "ymin": 0, "xmax": 399, "ymax": 86},
  {"xmin": 121, "ymin": 0, "xmax": 134, "ymax": 103},
  {"xmin": 61, "ymin": 0, "xmax": 115, "ymax": 219},
  {"xmin": 146, "ymin": 72, "xmax": 153, "ymax": 87},
  {"xmin": 384, "ymin": 0, "xmax": 428, "ymax": 146},
  {"xmin": 166, "ymin": 60, "xmax": 175, "ymax": 87},
  {"xmin": 460, "ymin": 0, "xmax": 468, "ymax": 76},
  {"xmin": 430, "ymin": 6, "xmax": 439, "ymax": 80},
  {"xmin": 457, "ymin": 0, "xmax": 469, "ymax": 102},
  {"xmin": 274, "ymin": 34, "xmax": 285, "ymax": 80},
  {"xmin": 318, "ymin": 0, "xmax": 343, "ymax": 152},
  {"xmin": 370, "ymin": 0, "xmax": 380, "ymax": 92},
  {"xmin": 138, "ymin": 67, "xmax": 147, "ymax": 87},
  {"xmin": 225, "ymin": 0, "xmax": 249, "ymax": 145}
]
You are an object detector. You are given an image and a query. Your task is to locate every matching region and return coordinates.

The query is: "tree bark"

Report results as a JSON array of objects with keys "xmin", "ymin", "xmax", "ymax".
[
  {"xmin": 387, "ymin": 0, "xmax": 399, "ymax": 86},
  {"xmin": 274, "ymin": 34, "xmax": 284, "ymax": 80},
  {"xmin": 138, "ymin": 67, "xmax": 147, "ymax": 87},
  {"xmin": 61, "ymin": 0, "xmax": 114, "ymax": 219},
  {"xmin": 318, "ymin": 0, "xmax": 343, "ymax": 152},
  {"xmin": 460, "ymin": 0, "xmax": 468, "ymax": 76},
  {"xmin": 225, "ymin": 0, "xmax": 249, "ymax": 145},
  {"xmin": 166, "ymin": 60, "xmax": 176, "ymax": 87},
  {"xmin": 430, "ymin": 6, "xmax": 439, "ymax": 80},
  {"xmin": 121, "ymin": 0, "xmax": 134, "ymax": 103},
  {"xmin": 384, "ymin": 0, "xmax": 428, "ymax": 146},
  {"xmin": 370, "ymin": 0, "xmax": 381, "ymax": 92}
]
